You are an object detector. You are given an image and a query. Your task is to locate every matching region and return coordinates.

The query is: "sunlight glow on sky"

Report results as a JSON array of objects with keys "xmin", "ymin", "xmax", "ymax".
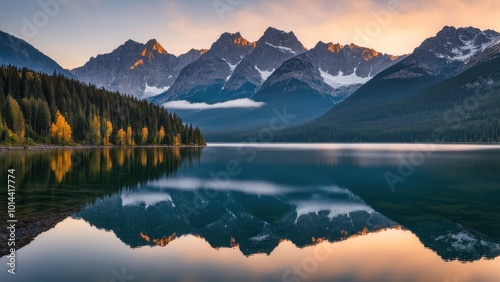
[{"xmin": 0, "ymin": 0, "xmax": 499, "ymax": 69}]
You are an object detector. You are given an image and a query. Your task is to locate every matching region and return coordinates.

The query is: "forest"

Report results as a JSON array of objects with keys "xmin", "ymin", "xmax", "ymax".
[{"xmin": 0, "ymin": 66, "xmax": 205, "ymax": 146}]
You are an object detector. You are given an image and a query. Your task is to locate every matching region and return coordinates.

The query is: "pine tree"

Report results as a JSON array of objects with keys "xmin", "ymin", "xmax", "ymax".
[
  {"xmin": 5, "ymin": 95, "xmax": 25, "ymax": 143},
  {"xmin": 35, "ymin": 100, "xmax": 51, "ymax": 137}
]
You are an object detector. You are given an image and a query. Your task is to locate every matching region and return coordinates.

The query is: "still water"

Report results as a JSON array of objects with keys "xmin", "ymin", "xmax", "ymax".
[{"xmin": 1, "ymin": 144, "xmax": 500, "ymax": 282}]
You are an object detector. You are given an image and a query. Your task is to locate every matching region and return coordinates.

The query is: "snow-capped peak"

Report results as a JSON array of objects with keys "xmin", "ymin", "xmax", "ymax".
[
  {"xmin": 448, "ymin": 34, "xmax": 500, "ymax": 63},
  {"xmin": 429, "ymin": 27, "xmax": 500, "ymax": 64}
]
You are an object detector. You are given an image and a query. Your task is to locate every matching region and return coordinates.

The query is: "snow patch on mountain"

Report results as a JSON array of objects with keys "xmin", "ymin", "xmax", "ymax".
[
  {"xmin": 265, "ymin": 42, "xmax": 296, "ymax": 54},
  {"xmin": 144, "ymin": 84, "xmax": 170, "ymax": 97},
  {"xmin": 222, "ymin": 58, "xmax": 239, "ymax": 82},
  {"xmin": 441, "ymin": 33, "xmax": 500, "ymax": 63},
  {"xmin": 320, "ymin": 69, "xmax": 372, "ymax": 88},
  {"xmin": 222, "ymin": 58, "xmax": 238, "ymax": 72},
  {"xmin": 450, "ymin": 38, "xmax": 483, "ymax": 62},
  {"xmin": 256, "ymin": 66, "xmax": 274, "ymax": 81}
]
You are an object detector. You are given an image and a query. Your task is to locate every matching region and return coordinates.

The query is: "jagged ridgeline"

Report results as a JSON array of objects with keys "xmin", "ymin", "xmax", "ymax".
[{"xmin": 0, "ymin": 66, "xmax": 205, "ymax": 145}]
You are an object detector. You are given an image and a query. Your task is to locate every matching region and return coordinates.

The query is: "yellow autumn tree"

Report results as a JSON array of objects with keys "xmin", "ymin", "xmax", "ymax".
[
  {"xmin": 89, "ymin": 115, "xmax": 101, "ymax": 145},
  {"xmin": 50, "ymin": 111, "xmax": 72, "ymax": 144},
  {"xmin": 172, "ymin": 133, "xmax": 181, "ymax": 146},
  {"xmin": 126, "ymin": 126, "xmax": 135, "ymax": 145},
  {"xmin": 141, "ymin": 126, "xmax": 148, "ymax": 145},
  {"xmin": 103, "ymin": 120, "xmax": 113, "ymax": 145},
  {"xmin": 158, "ymin": 126, "xmax": 166, "ymax": 144},
  {"xmin": 116, "ymin": 128, "xmax": 126, "ymax": 146}
]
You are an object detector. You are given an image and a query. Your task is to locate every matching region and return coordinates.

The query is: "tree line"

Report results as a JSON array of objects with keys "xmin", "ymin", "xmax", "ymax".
[{"xmin": 0, "ymin": 66, "xmax": 205, "ymax": 146}]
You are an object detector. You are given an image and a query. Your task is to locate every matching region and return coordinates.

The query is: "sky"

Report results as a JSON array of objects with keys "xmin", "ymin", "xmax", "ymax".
[{"xmin": 0, "ymin": 0, "xmax": 499, "ymax": 69}]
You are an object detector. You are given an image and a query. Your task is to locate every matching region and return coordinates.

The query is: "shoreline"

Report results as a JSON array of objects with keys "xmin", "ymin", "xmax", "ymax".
[
  {"xmin": 0, "ymin": 209, "xmax": 81, "ymax": 257},
  {"xmin": 0, "ymin": 144, "xmax": 207, "ymax": 153},
  {"xmin": 2, "ymin": 142, "xmax": 500, "ymax": 153}
]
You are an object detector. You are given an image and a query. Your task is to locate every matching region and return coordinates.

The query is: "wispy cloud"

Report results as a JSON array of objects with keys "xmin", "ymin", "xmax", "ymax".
[{"xmin": 162, "ymin": 98, "xmax": 265, "ymax": 110}]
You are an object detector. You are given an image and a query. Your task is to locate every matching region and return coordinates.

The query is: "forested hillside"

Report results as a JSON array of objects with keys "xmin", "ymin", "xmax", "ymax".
[
  {"xmin": 277, "ymin": 56, "xmax": 500, "ymax": 142},
  {"xmin": 0, "ymin": 66, "xmax": 205, "ymax": 146}
]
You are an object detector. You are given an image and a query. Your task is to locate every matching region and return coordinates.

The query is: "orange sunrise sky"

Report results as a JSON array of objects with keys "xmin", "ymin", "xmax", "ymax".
[{"xmin": 1, "ymin": 0, "xmax": 499, "ymax": 69}]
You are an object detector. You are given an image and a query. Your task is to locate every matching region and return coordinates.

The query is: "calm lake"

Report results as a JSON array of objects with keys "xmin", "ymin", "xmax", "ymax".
[{"xmin": 1, "ymin": 144, "xmax": 500, "ymax": 282}]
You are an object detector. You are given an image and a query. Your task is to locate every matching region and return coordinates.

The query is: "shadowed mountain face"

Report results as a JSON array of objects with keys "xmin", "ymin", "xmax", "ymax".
[
  {"xmin": 0, "ymin": 30, "xmax": 73, "ymax": 77},
  {"xmin": 217, "ymin": 27, "xmax": 308, "ymax": 100},
  {"xmin": 154, "ymin": 32, "xmax": 256, "ymax": 103}
]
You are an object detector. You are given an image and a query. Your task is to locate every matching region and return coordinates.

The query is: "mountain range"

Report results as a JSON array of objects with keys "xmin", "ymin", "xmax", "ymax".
[
  {"xmin": 150, "ymin": 27, "xmax": 404, "ymax": 136},
  {"xmin": 150, "ymin": 27, "xmax": 403, "ymax": 106},
  {"xmin": 278, "ymin": 26, "xmax": 500, "ymax": 142},
  {"xmin": 72, "ymin": 39, "xmax": 207, "ymax": 98},
  {"xmin": 0, "ymin": 25, "xmax": 498, "ymax": 142},
  {"xmin": 62, "ymin": 27, "xmax": 402, "ymax": 136}
]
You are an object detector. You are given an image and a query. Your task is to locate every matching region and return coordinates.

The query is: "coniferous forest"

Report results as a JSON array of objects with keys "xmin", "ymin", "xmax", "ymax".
[{"xmin": 0, "ymin": 66, "xmax": 205, "ymax": 146}]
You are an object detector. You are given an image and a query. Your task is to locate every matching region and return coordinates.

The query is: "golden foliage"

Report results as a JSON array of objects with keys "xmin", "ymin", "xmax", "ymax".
[
  {"xmin": 172, "ymin": 133, "xmax": 181, "ymax": 146},
  {"xmin": 141, "ymin": 126, "xmax": 148, "ymax": 145},
  {"xmin": 103, "ymin": 120, "xmax": 113, "ymax": 145},
  {"xmin": 50, "ymin": 111, "xmax": 72, "ymax": 144},
  {"xmin": 90, "ymin": 115, "xmax": 101, "ymax": 145},
  {"xmin": 158, "ymin": 126, "xmax": 165, "ymax": 144},
  {"xmin": 116, "ymin": 128, "xmax": 126, "ymax": 146},
  {"xmin": 126, "ymin": 126, "xmax": 135, "ymax": 145}
]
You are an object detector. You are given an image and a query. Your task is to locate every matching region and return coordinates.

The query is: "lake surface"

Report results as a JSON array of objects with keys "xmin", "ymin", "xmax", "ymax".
[{"xmin": 1, "ymin": 144, "xmax": 500, "ymax": 282}]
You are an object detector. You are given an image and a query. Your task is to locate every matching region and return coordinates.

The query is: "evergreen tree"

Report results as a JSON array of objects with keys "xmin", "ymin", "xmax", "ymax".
[{"xmin": 5, "ymin": 95, "xmax": 25, "ymax": 142}]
